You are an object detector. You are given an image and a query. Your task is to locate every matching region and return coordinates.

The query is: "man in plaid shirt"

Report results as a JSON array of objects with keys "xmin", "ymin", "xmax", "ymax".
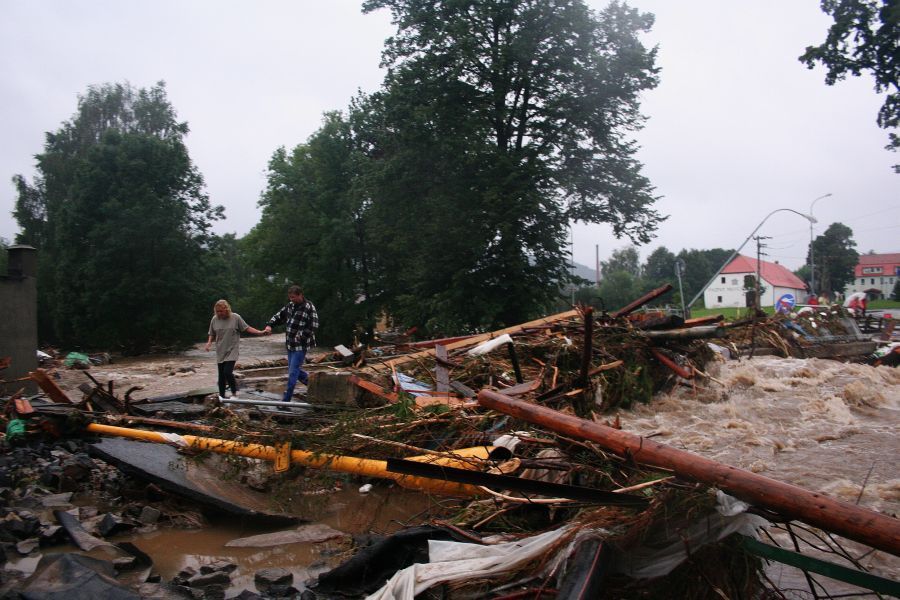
[{"xmin": 264, "ymin": 285, "xmax": 319, "ymax": 402}]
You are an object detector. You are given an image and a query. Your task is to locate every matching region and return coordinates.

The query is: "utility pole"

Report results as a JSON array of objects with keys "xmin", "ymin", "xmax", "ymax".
[
  {"xmin": 750, "ymin": 235, "xmax": 770, "ymax": 358},
  {"xmin": 753, "ymin": 235, "xmax": 771, "ymax": 308},
  {"xmin": 595, "ymin": 244, "xmax": 600, "ymax": 287}
]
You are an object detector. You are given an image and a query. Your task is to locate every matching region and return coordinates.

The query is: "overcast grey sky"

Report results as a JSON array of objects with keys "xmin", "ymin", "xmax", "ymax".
[{"xmin": 2, "ymin": 1, "xmax": 897, "ymax": 273}]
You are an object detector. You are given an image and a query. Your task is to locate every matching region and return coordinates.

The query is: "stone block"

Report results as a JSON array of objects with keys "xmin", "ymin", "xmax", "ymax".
[{"xmin": 306, "ymin": 371, "xmax": 361, "ymax": 406}]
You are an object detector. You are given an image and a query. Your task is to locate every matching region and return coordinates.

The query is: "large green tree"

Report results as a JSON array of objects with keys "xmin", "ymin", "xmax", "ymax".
[
  {"xmin": 807, "ymin": 222, "xmax": 859, "ymax": 296},
  {"xmin": 360, "ymin": 0, "xmax": 663, "ymax": 333},
  {"xmin": 676, "ymin": 248, "xmax": 734, "ymax": 307},
  {"xmin": 642, "ymin": 246, "xmax": 676, "ymax": 286},
  {"xmin": 801, "ymin": 0, "xmax": 900, "ymax": 171},
  {"xmin": 601, "ymin": 246, "xmax": 642, "ymax": 279},
  {"xmin": 12, "ymin": 82, "xmax": 223, "ymax": 351}
]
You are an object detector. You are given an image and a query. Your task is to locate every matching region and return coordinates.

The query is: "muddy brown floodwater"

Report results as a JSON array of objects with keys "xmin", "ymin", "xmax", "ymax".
[
  {"xmin": 51, "ymin": 340, "xmax": 900, "ymax": 596},
  {"xmin": 615, "ymin": 355, "xmax": 900, "ymax": 592}
]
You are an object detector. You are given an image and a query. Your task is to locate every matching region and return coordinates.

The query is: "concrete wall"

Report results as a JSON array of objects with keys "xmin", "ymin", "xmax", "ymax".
[{"xmin": 0, "ymin": 245, "xmax": 38, "ymax": 394}]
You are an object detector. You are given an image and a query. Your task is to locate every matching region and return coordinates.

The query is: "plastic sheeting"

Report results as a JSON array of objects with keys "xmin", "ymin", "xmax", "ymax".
[
  {"xmin": 366, "ymin": 525, "xmax": 576, "ymax": 600},
  {"xmin": 466, "ymin": 334, "xmax": 513, "ymax": 356},
  {"xmin": 364, "ymin": 492, "xmax": 768, "ymax": 599},
  {"xmin": 613, "ymin": 491, "xmax": 769, "ymax": 579}
]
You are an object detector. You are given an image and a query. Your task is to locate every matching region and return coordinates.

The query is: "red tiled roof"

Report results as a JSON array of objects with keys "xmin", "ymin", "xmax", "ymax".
[
  {"xmin": 854, "ymin": 252, "xmax": 900, "ymax": 277},
  {"xmin": 720, "ymin": 255, "xmax": 806, "ymax": 289}
]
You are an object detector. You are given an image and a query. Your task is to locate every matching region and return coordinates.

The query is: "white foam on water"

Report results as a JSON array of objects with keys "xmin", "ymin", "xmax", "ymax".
[{"xmin": 618, "ymin": 356, "xmax": 900, "ymax": 579}]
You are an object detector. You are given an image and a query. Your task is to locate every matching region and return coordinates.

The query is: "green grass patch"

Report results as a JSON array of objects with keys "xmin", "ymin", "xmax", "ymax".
[{"xmin": 869, "ymin": 299, "xmax": 900, "ymax": 310}]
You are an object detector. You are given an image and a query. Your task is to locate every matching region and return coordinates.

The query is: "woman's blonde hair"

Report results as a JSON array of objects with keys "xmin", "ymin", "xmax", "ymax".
[{"xmin": 213, "ymin": 299, "xmax": 232, "ymax": 317}]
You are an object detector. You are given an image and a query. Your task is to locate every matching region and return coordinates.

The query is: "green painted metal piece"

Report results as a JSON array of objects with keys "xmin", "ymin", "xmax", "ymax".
[{"xmin": 739, "ymin": 535, "xmax": 900, "ymax": 596}]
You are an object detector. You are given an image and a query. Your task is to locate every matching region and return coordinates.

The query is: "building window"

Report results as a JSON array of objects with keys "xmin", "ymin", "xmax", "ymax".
[
  {"xmin": 717, "ymin": 296, "xmax": 722, "ymax": 303},
  {"xmin": 721, "ymin": 277, "xmax": 726, "ymax": 284},
  {"xmin": 871, "ymin": 278, "xmax": 875, "ymax": 285},
  {"xmin": 862, "ymin": 267, "xmax": 882, "ymax": 274}
]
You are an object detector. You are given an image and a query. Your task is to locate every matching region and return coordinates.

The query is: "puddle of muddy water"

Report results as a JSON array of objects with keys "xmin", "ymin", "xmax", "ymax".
[
  {"xmin": 129, "ymin": 485, "xmax": 438, "ymax": 594},
  {"xmin": 12, "ymin": 485, "xmax": 438, "ymax": 596}
]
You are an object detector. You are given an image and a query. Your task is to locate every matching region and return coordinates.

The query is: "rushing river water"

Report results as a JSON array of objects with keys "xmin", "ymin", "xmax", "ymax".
[{"xmin": 616, "ymin": 355, "xmax": 900, "ymax": 592}]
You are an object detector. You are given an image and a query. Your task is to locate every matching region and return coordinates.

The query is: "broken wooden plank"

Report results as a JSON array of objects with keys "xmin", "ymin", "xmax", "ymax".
[
  {"xmin": 349, "ymin": 375, "xmax": 399, "ymax": 403},
  {"xmin": 29, "ymin": 369, "xmax": 73, "ymax": 404},
  {"xmin": 434, "ymin": 345, "xmax": 450, "ymax": 393}
]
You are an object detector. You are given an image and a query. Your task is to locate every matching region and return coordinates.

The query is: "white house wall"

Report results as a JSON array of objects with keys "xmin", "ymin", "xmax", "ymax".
[
  {"xmin": 704, "ymin": 273, "xmax": 748, "ymax": 308},
  {"xmin": 704, "ymin": 272, "xmax": 805, "ymax": 308}
]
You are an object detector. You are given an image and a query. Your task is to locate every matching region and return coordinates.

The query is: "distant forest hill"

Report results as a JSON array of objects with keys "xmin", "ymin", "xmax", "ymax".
[{"xmin": 571, "ymin": 261, "xmax": 599, "ymax": 283}]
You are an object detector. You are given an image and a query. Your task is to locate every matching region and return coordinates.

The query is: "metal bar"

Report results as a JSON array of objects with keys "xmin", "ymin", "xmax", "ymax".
[
  {"xmin": 385, "ymin": 458, "xmax": 649, "ymax": 507},
  {"xmin": 220, "ymin": 398, "xmax": 312, "ymax": 409},
  {"xmin": 739, "ymin": 536, "xmax": 900, "ymax": 596}
]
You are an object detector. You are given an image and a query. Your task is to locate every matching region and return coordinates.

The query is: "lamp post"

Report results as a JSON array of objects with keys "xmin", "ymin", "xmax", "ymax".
[
  {"xmin": 688, "ymin": 208, "xmax": 818, "ymax": 309},
  {"xmin": 808, "ymin": 193, "xmax": 832, "ymax": 296}
]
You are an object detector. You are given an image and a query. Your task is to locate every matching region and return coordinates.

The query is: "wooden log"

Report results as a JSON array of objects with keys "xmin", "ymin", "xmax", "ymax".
[
  {"xmin": 638, "ymin": 325, "xmax": 724, "ymax": 340},
  {"xmin": 476, "ymin": 389, "xmax": 900, "ymax": 557},
  {"xmin": 610, "ymin": 284, "xmax": 673, "ymax": 319},
  {"xmin": 649, "ymin": 348, "xmax": 694, "ymax": 379}
]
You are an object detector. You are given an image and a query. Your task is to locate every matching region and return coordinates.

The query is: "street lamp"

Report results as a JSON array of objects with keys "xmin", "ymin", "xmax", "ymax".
[
  {"xmin": 809, "ymin": 193, "xmax": 832, "ymax": 296},
  {"xmin": 688, "ymin": 208, "xmax": 818, "ymax": 309}
]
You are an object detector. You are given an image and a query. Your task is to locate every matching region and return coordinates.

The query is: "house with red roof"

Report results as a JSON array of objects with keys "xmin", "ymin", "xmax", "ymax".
[
  {"xmin": 843, "ymin": 252, "xmax": 900, "ymax": 299},
  {"xmin": 703, "ymin": 254, "xmax": 807, "ymax": 308}
]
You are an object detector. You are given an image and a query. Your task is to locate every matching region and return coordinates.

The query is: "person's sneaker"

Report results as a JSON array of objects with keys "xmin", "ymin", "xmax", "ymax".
[
  {"xmin": 232, "ymin": 391, "xmax": 240, "ymax": 398},
  {"xmin": 218, "ymin": 395, "xmax": 228, "ymax": 402}
]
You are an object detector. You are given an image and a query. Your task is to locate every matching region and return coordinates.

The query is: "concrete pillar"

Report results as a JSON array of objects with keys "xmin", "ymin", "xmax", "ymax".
[{"xmin": 1, "ymin": 245, "xmax": 38, "ymax": 394}]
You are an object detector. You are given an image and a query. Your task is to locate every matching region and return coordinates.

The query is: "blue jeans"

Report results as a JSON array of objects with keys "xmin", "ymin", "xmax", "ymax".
[{"xmin": 284, "ymin": 349, "xmax": 307, "ymax": 402}]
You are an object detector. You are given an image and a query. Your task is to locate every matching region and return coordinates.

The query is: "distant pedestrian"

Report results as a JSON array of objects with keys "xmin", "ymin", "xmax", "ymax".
[
  {"xmin": 264, "ymin": 285, "xmax": 319, "ymax": 402},
  {"xmin": 205, "ymin": 300, "xmax": 268, "ymax": 401},
  {"xmin": 843, "ymin": 291, "xmax": 868, "ymax": 315}
]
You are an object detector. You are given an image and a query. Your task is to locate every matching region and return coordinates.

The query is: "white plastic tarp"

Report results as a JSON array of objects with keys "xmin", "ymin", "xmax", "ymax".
[{"xmin": 366, "ymin": 525, "xmax": 575, "ymax": 600}]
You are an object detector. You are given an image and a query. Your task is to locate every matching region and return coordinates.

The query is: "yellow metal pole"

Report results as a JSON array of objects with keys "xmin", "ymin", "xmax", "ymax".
[{"xmin": 86, "ymin": 423, "xmax": 491, "ymax": 497}]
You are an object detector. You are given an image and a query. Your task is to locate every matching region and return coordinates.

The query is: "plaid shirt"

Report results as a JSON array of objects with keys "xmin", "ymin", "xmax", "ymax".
[{"xmin": 267, "ymin": 299, "xmax": 319, "ymax": 352}]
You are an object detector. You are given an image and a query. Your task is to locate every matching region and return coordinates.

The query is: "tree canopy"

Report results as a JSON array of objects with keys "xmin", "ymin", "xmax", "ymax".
[
  {"xmin": 807, "ymin": 222, "xmax": 859, "ymax": 295},
  {"xmin": 357, "ymin": 0, "xmax": 663, "ymax": 332},
  {"xmin": 800, "ymin": 0, "xmax": 900, "ymax": 171},
  {"xmin": 12, "ymin": 82, "xmax": 223, "ymax": 351}
]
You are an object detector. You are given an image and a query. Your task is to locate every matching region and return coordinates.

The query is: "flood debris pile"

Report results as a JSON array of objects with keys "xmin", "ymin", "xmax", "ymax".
[
  {"xmin": 1, "ymin": 286, "xmax": 898, "ymax": 599},
  {"xmin": 718, "ymin": 305, "xmax": 881, "ymax": 361}
]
